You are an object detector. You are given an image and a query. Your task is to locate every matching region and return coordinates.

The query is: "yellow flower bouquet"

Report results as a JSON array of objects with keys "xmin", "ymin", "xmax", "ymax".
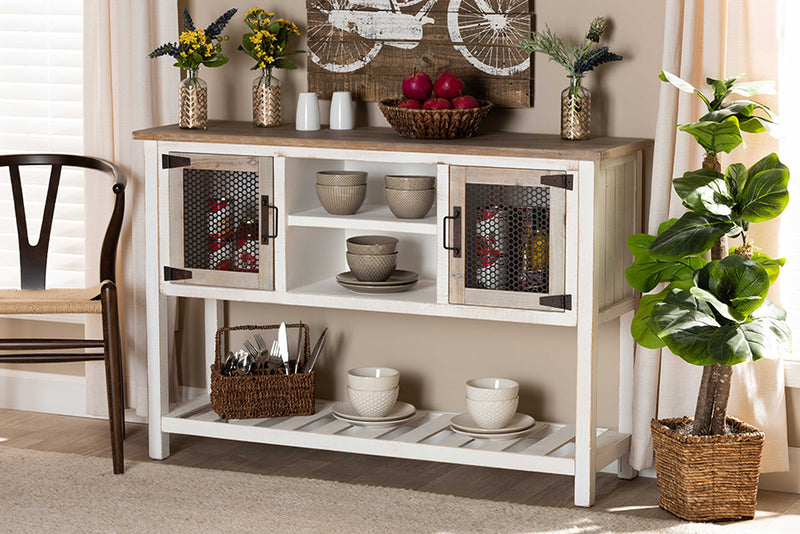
[
  {"xmin": 238, "ymin": 8, "xmax": 303, "ymax": 71},
  {"xmin": 149, "ymin": 9, "xmax": 237, "ymax": 69}
]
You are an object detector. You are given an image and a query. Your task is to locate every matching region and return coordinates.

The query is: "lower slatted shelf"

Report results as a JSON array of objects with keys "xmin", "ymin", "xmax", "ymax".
[{"xmin": 162, "ymin": 399, "xmax": 629, "ymax": 476}]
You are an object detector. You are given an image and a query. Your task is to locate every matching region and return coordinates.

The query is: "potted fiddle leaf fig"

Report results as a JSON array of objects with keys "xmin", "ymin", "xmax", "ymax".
[{"xmin": 626, "ymin": 71, "xmax": 791, "ymax": 522}]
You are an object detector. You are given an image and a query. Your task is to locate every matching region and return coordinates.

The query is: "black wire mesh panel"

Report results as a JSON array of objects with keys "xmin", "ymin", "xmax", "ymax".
[
  {"xmin": 465, "ymin": 184, "xmax": 550, "ymax": 293},
  {"xmin": 183, "ymin": 168, "xmax": 259, "ymax": 272}
]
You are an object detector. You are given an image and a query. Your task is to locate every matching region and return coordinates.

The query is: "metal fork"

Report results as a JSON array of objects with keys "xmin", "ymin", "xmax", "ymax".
[{"xmin": 268, "ymin": 340, "xmax": 282, "ymax": 374}]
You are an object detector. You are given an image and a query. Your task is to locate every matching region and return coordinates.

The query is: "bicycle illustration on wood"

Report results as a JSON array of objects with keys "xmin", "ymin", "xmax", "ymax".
[{"xmin": 307, "ymin": 0, "xmax": 532, "ymax": 76}]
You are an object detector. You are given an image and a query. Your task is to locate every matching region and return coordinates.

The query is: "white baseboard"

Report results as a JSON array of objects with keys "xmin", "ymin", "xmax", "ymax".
[
  {"xmin": 760, "ymin": 446, "xmax": 800, "ymax": 493},
  {"xmin": 0, "ymin": 368, "xmax": 87, "ymax": 417}
]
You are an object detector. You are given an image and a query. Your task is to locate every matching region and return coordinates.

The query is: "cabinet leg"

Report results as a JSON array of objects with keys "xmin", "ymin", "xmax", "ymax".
[
  {"xmin": 204, "ymin": 299, "xmax": 223, "ymax": 393},
  {"xmin": 147, "ymin": 294, "xmax": 170, "ymax": 460},
  {"xmin": 617, "ymin": 310, "xmax": 638, "ymax": 480}
]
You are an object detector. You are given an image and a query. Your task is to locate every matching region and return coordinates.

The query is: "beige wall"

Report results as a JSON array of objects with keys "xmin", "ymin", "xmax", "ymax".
[{"xmin": 171, "ymin": 0, "xmax": 664, "ymax": 427}]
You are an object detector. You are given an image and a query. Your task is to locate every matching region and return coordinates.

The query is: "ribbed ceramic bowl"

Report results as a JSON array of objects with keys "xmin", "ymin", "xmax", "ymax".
[
  {"xmin": 347, "ymin": 386, "xmax": 399, "ymax": 418},
  {"xmin": 347, "ymin": 367, "xmax": 400, "ymax": 391},
  {"xmin": 466, "ymin": 378, "xmax": 520, "ymax": 401},
  {"xmin": 384, "ymin": 175, "xmax": 436, "ymax": 190},
  {"xmin": 384, "ymin": 187, "xmax": 435, "ymax": 219},
  {"xmin": 316, "ymin": 184, "xmax": 367, "ymax": 215},
  {"xmin": 316, "ymin": 170, "xmax": 368, "ymax": 186},
  {"xmin": 466, "ymin": 396, "xmax": 519, "ymax": 429},
  {"xmin": 345, "ymin": 251, "xmax": 397, "ymax": 282},
  {"xmin": 346, "ymin": 235, "xmax": 399, "ymax": 255}
]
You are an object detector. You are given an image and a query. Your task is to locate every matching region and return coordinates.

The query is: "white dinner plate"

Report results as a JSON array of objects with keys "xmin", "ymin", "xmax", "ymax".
[
  {"xmin": 333, "ymin": 401, "xmax": 416, "ymax": 422},
  {"xmin": 449, "ymin": 421, "xmax": 548, "ymax": 441},
  {"xmin": 333, "ymin": 411, "xmax": 418, "ymax": 427},
  {"xmin": 335, "ymin": 270, "xmax": 419, "ymax": 286},
  {"xmin": 450, "ymin": 412, "xmax": 535, "ymax": 434}
]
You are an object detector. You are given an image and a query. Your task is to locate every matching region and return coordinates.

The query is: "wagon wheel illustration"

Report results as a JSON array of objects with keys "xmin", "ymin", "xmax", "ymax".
[
  {"xmin": 448, "ymin": 0, "xmax": 531, "ymax": 76},
  {"xmin": 307, "ymin": 0, "xmax": 384, "ymax": 73}
]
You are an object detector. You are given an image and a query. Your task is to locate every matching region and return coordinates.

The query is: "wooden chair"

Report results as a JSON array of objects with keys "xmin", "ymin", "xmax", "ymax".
[{"xmin": 0, "ymin": 154, "xmax": 126, "ymax": 474}]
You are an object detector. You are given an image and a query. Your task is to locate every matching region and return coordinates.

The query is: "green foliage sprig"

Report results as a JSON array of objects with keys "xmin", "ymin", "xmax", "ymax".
[
  {"xmin": 517, "ymin": 17, "xmax": 622, "ymax": 77},
  {"xmin": 238, "ymin": 8, "xmax": 304, "ymax": 71},
  {"xmin": 660, "ymin": 71, "xmax": 776, "ymax": 157},
  {"xmin": 148, "ymin": 8, "xmax": 237, "ymax": 69}
]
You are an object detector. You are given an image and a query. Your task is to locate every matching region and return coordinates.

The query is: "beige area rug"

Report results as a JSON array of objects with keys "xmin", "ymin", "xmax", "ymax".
[{"xmin": 0, "ymin": 447, "xmax": 749, "ymax": 534}]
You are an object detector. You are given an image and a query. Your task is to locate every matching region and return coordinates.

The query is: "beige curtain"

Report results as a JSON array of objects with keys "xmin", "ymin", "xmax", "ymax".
[
  {"xmin": 83, "ymin": 0, "xmax": 178, "ymax": 417},
  {"xmin": 630, "ymin": 0, "xmax": 789, "ymax": 473}
]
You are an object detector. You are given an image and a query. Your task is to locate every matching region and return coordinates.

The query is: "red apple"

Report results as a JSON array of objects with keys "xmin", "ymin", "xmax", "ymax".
[
  {"xmin": 402, "ymin": 69, "xmax": 433, "ymax": 101},
  {"xmin": 433, "ymin": 71, "xmax": 465, "ymax": 99},
  {"xmin": 451, "ymin": 95, "xmax": 479, "ymax": 109},
  {"xmin": 423, "ymin": 96, "xmax": 453, "ymax": 110},
  {"xmin": 398, "ymin": 98, "xmax": 423, "ymax": 109}
]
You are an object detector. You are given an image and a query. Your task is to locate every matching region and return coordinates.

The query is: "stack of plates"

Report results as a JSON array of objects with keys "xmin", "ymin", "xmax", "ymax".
[
  {"xmin": 332, "ymin": 401, "xmax": 416, "ymax": 427},
  {"xmin": 336, "ymin": 270, "xmax": 419, "ymax": 294},
  {"xmin": 449, "ymin": 413, "xmax": 544, "ymax": 440}
]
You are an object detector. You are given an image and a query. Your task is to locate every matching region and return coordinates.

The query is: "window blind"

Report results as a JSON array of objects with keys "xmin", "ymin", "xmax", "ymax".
[{"xmin": 0, "ymin": 0, "xmax": 84, "ymax": 289}]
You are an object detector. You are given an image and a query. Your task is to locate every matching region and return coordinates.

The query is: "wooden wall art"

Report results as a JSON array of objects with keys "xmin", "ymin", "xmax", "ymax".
[{"xmin": 306, "ymin": 0, "xmax": 534, "ymax": 108}]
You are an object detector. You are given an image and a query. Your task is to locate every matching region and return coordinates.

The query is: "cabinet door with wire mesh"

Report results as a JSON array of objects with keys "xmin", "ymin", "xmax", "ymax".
[
  {"xmin": 446, "ymin": 166, "xmax": 568, "ymax": 311},
  {"xmin": 162, "ymin": 152, "xmax": 276, "ymax": 289}
]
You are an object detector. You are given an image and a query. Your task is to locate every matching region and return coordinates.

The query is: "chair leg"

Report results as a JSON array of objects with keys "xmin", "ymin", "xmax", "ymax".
[{"xmin": 101, "ymin": 282, "xmax": 125, "ymax": 474}]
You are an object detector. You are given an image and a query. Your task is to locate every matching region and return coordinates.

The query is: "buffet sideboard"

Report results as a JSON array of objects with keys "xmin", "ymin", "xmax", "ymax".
[{"xmin": 134, "ymin": 122, "xmax": 651, "ymax": 506}]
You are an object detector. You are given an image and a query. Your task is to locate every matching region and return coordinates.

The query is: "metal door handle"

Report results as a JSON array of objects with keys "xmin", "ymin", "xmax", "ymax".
[
  {"xmin": 261, "ymin": 195, "xmax": 278, "ymax": 244},
  {"xmin": 443, "ymin": 206, "xmax": 462, "ymax": 258}
]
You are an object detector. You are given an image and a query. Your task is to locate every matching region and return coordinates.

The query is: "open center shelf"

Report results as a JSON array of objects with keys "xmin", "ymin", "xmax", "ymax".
[{"xmin": 164, "ymin": 398, "xmax": 630, "ymax": 476}]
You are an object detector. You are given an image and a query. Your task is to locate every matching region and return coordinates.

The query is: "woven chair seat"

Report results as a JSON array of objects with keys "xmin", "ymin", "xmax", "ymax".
[{"xmin": 0, "ymin": 284, "xmax": 102, "ymax": 314}]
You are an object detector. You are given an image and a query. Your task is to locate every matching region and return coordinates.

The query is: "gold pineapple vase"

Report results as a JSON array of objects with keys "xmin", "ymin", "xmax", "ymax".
[
  {"xmin": 253, "ymin": 69, "xmax": 281, "ymax": 127},
  {"xmin": 179, "ymin": 68, "xmax": 208, "ymax": 130}
]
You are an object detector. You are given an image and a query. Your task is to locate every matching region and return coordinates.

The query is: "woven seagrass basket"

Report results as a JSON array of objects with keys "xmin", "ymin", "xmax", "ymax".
[
  {"xmin": 651, "ymin": 416, "xmax": 765, "ymax": 522},
  {"xmin": 210, "ymin": 323, "xmax": 314, "ymax": 419},
  {"xmin": 378, "ymin": 99, "xmax": 493, "ymax": 139}
]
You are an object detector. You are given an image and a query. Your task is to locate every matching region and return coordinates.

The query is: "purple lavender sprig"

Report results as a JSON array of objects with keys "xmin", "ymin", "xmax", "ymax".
[
  {"xmin": 205, "ymin": 8, "xmax": 237, "ymax": 40},
  {"xmin": 573, "ymin": 46, "xmax": 622, "ymax": 75},
  {"xmin": 148, "ymin": 42, "xmax": 181, "ymax": 59},
  {"xmin": 182, "ymin": 9, "xmax": 195, "ymax": 31}
]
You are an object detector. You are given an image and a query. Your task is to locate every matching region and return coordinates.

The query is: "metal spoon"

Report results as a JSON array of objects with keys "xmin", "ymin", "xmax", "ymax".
[
  {"xmin": 223, "ymin": 351, "xmax": 238, "ymax": 376},
  {"xmin": 233, "ymin": 349, "xmax": 253, "ymax": 376}
]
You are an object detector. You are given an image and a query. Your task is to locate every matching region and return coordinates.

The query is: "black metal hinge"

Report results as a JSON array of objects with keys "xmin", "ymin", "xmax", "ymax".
[
  {"xmin": 161, "ymin": 154, "xmax": 191, "ymax": 169},
  {"xmin": 164, "ymin": 266, "xmax": 192, "ymax": 281},
  {"xmin": 540, "ymin": 294, "xmax": 572, "ymax": 310},
  {"xmin": 541, "ymin": 173, "xmax": 574, "ymax": 190}
]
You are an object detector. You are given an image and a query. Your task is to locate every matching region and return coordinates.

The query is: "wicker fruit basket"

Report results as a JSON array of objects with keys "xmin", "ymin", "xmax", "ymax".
[
  {"xmin": 378, "ymin": 99, "xmax": 493, "ymax": 139},
  {"xmin": 210, "ymin": 323, "xmax": 314, "ymax": 419},
  {"xmin": 650, "ymin": 416, "xmax": 765, "ymax": 522}
]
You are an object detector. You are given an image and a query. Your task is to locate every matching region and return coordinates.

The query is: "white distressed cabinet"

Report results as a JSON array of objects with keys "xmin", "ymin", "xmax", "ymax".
[{"xmin": 134, "ymin": 122, "xmax": 651, "ymax": 507}]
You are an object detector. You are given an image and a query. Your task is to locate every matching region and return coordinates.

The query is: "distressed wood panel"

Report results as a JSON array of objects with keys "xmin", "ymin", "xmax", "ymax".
[{"xmin": 306, "ymin": 0, "xmax": 534, "ymax": 107}]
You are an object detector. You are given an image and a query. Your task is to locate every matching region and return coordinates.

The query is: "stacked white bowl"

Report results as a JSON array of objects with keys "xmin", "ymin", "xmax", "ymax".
[
  {"xmin": 316, "ymin": 171, "xmax": 368, "ymax": 215},
  {"xmin": 384, "ymin": 175, "xmax": 435, "ymax": 219},
  {"xmin": 465, "ymin": 378, "xmax": 519, "ymax": 429},
  {"xmin": 347, "ymin": 367, "xmax": 400, "ymax": 417},
  {"xmin": 345, "ymin": 235, "xmax": 399, "ymax": 282}
]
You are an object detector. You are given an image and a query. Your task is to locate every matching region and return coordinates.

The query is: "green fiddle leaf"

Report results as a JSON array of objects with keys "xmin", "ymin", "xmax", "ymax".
[
  {"xmin": 626, "ymin": 233, "xmax": 654, "ymax": 258},
  {"xmin": 649, "ymin": 212, "xmax": 734, "ymax": 260},
  {"xmin": 660, "ymin": 70, "xmax": 699, "ymax": 94},
  {"xmin": 724, "ymin": 163, "xmax": 748, "ymax": 200},
  {"xmin": 673, "ymin": 167, "xmax": 733, "ymax": 216},
  {"xmin": 631, "ymin": 280, "xmax": 694, "ymax": 349},
  {"xmin": 625, "ymin": 250, "xmax": 706, "ymax": 293},
  {"xmin": 694, "ymin": 255, "xmax": 770, "ymax": 316},
  {"xmin": 730, "ymin": 80, "xmax": 776, "ymax": 97},
  {"xmin": 657, "ymin": 218, "xmax": 679, "ymax": 235},
  {"xmin": 738, "ymin": 153, "xmax": 790, "ymax": 222},
  {"xmin": 651, "ymin": 290, "xmax": 720, "ymax": 366},
  {"xmin": 751, "ymin": 297, "xmax": 788, "ymax": 321},
  {"xmin": 728, "ymin": 248, "xmax": 785, "ymax": 285},
  {"xmin": 739, "ymin": 116, "xmax": 774, "ymax": 134},
  {"xmin": 677, "ymin": 116, "xmax": 743, "ymax": 155}
]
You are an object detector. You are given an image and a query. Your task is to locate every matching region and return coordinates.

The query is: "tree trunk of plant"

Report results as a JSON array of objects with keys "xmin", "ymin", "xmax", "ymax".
[{"xmin": 692, "ymin": 153, "xmax": 732, "ymax": 435}]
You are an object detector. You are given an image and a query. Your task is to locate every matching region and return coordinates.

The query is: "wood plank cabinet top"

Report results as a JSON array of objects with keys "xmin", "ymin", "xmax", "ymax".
[{"xmin": 133, "ymin": 122, "xmax": 652, "ymax": 162}]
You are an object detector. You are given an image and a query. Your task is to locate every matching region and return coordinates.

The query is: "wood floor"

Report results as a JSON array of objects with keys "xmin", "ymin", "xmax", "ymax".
[{"xmin": 1, "ymin": 408, "xmax": 799, "ymax": 532}]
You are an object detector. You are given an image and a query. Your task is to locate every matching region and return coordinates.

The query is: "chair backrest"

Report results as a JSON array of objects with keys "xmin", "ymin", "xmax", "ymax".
[{"xmin": 0, "ymin": 154, "xmax": 126, "ymax": 290}]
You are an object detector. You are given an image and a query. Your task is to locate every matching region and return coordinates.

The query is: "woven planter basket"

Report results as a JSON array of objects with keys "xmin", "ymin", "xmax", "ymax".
[
  {"xmin": 210, "ymin": 323, "xmax": 314, "ymax": 419},
  {"xmin": 651, "ymin": 416, "xmax": 765, "ymax": 522},
  {"xmin": 378, "ymin": 99, "xmax": 493, "ymax": 139}
]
